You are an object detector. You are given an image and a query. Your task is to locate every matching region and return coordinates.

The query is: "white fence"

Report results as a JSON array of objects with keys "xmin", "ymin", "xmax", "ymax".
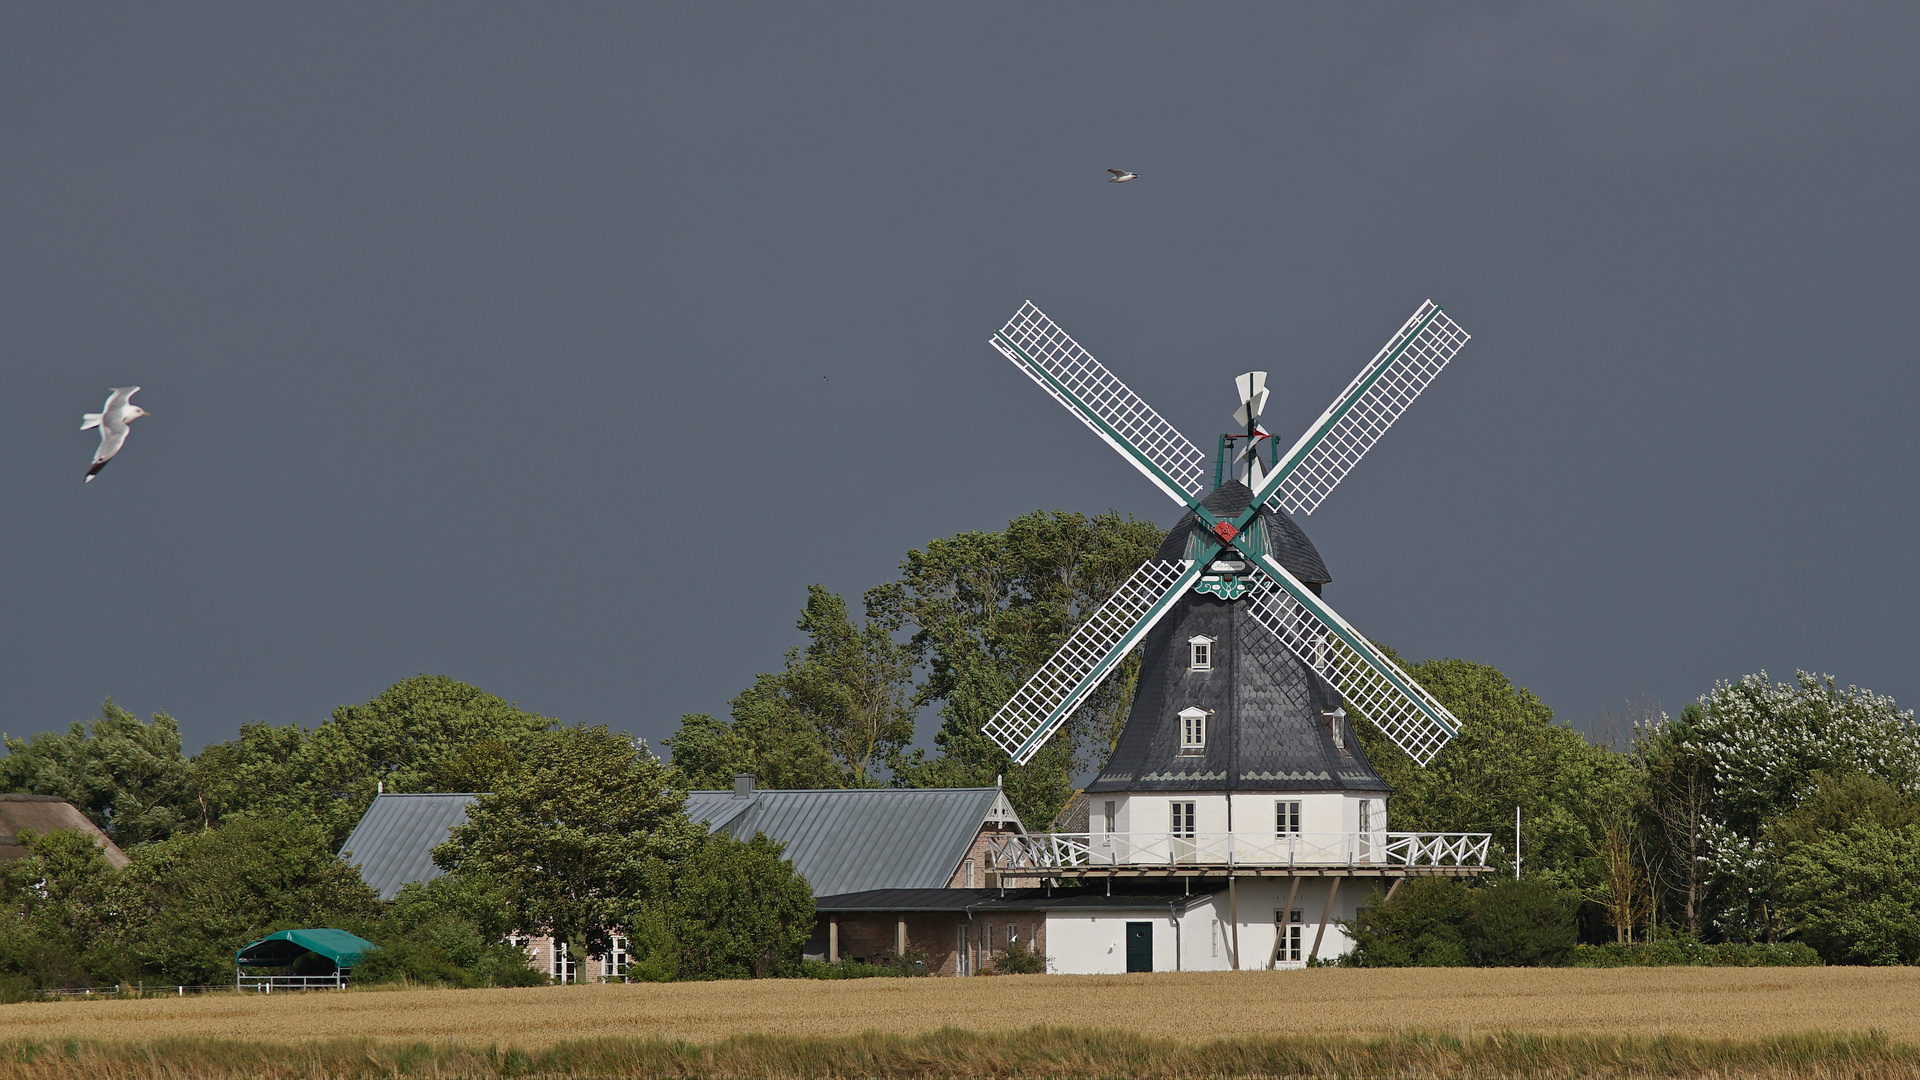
[
  {"xmin": 990, "ymin": 830, "xmax": 1491, "ymax": 872},
  {"xmin": 236, "ymin": 973, "xmax": 351, "ymax": 992}
]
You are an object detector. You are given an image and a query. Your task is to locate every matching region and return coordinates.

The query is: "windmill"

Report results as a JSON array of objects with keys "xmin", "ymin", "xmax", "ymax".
[{"xmin": 981, "ymin": 300, "xmax": 1471, "ymax": 772}]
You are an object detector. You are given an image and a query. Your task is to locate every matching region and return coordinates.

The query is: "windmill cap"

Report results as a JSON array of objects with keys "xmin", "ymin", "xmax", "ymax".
[{"xmin": 1156, "ymin": 481, "xmax": 1331, "ymax": 586}]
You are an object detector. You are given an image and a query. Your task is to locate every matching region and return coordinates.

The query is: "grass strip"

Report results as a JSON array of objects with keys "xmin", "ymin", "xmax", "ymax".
[{"xmin": 1, "ymin": 1025, "xmax": 1918, "ymax": 1079}]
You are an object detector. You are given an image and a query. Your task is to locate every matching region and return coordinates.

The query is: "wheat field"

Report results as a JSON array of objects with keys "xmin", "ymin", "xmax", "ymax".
[{"xmin": 3, "ymin": 968, "xmax": 1918, "ymax": 1049}]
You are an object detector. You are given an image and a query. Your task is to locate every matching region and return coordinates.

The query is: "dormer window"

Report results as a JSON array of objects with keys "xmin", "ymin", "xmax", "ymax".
[
  {"xmin": 1188, "ymin": 636, "xmax": 1215, "ymax": 671},
  {"xmin": 1323, "ymin": 707, "xmax": 1348, "ymax": 752},
  {"xmin": 1179, "ymin": 707, "xmax": 1209, "ymax": 752}
]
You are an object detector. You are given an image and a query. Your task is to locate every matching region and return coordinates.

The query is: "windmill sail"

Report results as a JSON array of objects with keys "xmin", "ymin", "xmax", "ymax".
[
  {"xmin": 1262, "ymin": 301, "xmax": 1470, "ymax": 517},
  {"xmin": 992, "ymin": 302, "xmax": 1209, "ymax": 509},
  {"xmin": 1242, "ymin": 555, "xmax": 1459, "ymax": 766},
  {"xmin": 983, "ymin": 558, "xmax": 1203, "ymax": 765}
]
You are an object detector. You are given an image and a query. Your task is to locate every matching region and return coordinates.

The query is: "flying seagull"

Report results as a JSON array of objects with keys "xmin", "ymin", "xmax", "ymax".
[
  {"xmin": 80, "ymin": 387, "xmax": 148, "ymax": 482},
  {"xmin": 1107, "ymin": 169, "xmax": 1138, "ymax": 183}
]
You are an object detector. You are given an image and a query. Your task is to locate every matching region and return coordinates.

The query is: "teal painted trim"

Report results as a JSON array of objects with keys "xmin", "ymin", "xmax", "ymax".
[
  {"xmin": 1011, "ymin": 559, "xmax": 1211, "ymax": 763},
  {"xmin": 1248, "ymin": 304, "xmax": 1447, "ymax": 517},
  {"xmin": 993, "ymin": 331, "xmax": 1204, "ymax": 513},
  {"xmin": 1249, "ymin": 554, "xmax": 1459, "ymax": 738},
  {"xmin": 1214, "ymin": 434, "xmax": 1227, "ymax": 491}
]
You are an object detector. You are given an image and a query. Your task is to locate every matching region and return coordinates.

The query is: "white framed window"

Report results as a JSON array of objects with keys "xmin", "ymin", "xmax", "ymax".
[
  {"xmin": 984, "ymin": 923, "xmax": 995, "ymax": 954},
  {"xmin": 1324, "ymin": 707, "xmax": 1347, "ymax": 751},
  {"xmin": 1276, "ymin": 800, "xmax": 1301, "ymax": 834},
  {"xmin": 957, "ymin": 925, "xmax": 971, "ymax": 975},
  {"xmin": 551, "ymin": 941, "xmax": 576, "ymax": 983},
  {"xmin": 1359, "ymin": 800, "xmax": 1372, "ymax": 834},
  {"xmin": 1211, "ymin": 919, "xmax": 1220, "ymax": 957},
  {"xmin": 1170, "ymin": 801, "xmax": 1196, "ymax": 838},
  {"xmin": 1188, "ymin": 636, "xmax": 1215, "ymax": 671},
  {"xmin": 1276, "ymin": 909, "xmax": 1303, "ymax": 962},
  {"xmin": 604, "ymin": 934, "xmax": 629, "ymax": 980},
  {"xmin": 1179, "ymin": 707, "xmax": 1208, "ymax": 751},
  {"xmin": 965, "ymin": 859, "xmax": 975, "ymax": 888},
  {"xmin": 1103, "ymin": 800, "xmax": 1117, "ymax": 834}
]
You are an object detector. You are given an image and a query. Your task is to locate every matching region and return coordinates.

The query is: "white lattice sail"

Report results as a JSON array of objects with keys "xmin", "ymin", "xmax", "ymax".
[
  {"xmin": 992, "ymin": 302, "xmax": 1209, "ymax": 508},
  {"xmin": 984, "ymin": 558, "xmax": 1200, "ymax": 764},
  {"xmin": 1263, "ymin": 301, "xmax": 1470, "ymax": 516},
  {"xmin": 1242, "ymin": 559, "xmax": 1459, "ymax": 766}
]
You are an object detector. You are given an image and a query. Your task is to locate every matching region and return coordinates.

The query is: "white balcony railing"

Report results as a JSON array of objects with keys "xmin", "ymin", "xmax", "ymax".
[{"xmin": 989, "ymin": 830, "xmax": 1491, "ymax": 872}]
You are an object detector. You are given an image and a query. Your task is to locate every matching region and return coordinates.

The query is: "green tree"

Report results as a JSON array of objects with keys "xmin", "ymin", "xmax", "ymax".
[
  {"xmin": 1663, "ymin": 672, "xmax": 1920, "ymax": 942},
  {"xmin": 1355, "ymin": 656, "xmax": 1637, "ymax": 891},
  {"xmin": 187, "ymin": 676, "xmax": 557, "ymax": 844},
  {"xmin": 627, "ymin": 833, "xmax": 814, "ymax": 980},
  {"xmin": 666, "ymin": 586, "xmax": 912, "ymax": 790},
  {"xmin": 354, "ymin": 874, "xmax": 548, "ymax": 988},
  {"xmin": 1766, "ymin": 772, "xmax": 1920, "ymax": 964},
  {"xmin": 871, "ymin": 510, "xmax": 1164, "ymax": 824},
  {"xmin": 434, "ymin": 725, "xmax": 702, "ymax": 961},
  {"xmin": 108, "ymin": 817, "xmax": 383, "ymax": 985},
  {"xmin": 1, "ymin": 700, "xmax": 192, "ymax": 846},
  {"xmin": 0, "ymin": 829, "xmax": 126, "ymax": 988}
]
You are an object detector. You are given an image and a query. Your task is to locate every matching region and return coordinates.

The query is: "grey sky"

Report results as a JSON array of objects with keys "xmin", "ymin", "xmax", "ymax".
[{"xmin": 4, "ymin": 4, "xmax": 1917, "ymax": 753}]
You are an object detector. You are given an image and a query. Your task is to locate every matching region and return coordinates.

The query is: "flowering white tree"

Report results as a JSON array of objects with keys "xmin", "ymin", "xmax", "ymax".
[{"xmin": 1660, "ymin": 671, "xmax": 1920, "ymax": 941}]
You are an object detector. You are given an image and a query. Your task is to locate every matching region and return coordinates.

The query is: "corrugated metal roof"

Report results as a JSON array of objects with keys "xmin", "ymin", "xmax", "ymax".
[
  {"xmin": 337, "ymin": 793, "xmax": 476, "ymax": 900},
  {"xmin": 338, "ymin": 787, "xmax": 1021, "ymax": 901},
  {"xmin": 685, "ymin": 787, "xmax": 1018, "ymax": 896}
]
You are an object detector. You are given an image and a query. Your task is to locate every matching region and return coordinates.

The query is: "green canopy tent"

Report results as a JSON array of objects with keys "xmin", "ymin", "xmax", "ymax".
[{"xmin": 234, "ymin": 929, "xmax": 376, "ymax": 991}]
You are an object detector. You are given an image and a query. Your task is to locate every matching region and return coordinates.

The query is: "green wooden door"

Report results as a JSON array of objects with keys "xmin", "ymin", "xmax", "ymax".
[{"xmin": 1125, "ymin": 922, "xmax": 1153, "ymax": 972}]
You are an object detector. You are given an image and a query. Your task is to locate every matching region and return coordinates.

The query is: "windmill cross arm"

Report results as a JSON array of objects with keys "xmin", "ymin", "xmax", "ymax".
[
  {"xmin": 991, "ymin": 302, "xmax": 1210, "ymax": 511},
  {"xmin": 983, "ymin": 558, "xmax": 1205, "ymax": 765},
  {"xmin": 1250, "ymin": 301, "xmax": 1470, "ymax": 517},
  {"xmin": 1242, "ymin": 552, "xmax": 1460, "ymax": 766}
]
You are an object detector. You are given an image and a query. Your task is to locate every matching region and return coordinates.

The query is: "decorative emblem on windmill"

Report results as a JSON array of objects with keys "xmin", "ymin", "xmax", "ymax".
[{"xmin": 982, "ymin": 300, "xmax": 1471, "ymax": 768}]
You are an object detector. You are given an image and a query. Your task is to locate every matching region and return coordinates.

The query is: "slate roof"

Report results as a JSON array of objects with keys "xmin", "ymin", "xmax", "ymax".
[
  {"xmin": 340, "ymin": 787, "xmax": 1021, "ymax": 902},
  {"xmin": 1090, "ymin": 484, "xmax": 1391, "ymax": 795},
  {"xmin": 814, "ymin": 883, "xmax": 1222, "ymax": 914},
  {"xmin": 338, "ymin": 793, "xmax": 476, "ymax": 900},
  {"xmin": 685, "ymin": 787, "xmax": 1021, "ymax": 896}
]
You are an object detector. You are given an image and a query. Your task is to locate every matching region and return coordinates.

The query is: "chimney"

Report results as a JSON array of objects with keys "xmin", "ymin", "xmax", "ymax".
[{"xmin": 732, "ymin": 774, "xmax": 755, "ymax": 799}]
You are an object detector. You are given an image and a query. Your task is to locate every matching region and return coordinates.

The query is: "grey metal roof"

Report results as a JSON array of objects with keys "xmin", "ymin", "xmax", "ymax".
[
  {"xmin": 339, "ymin": 787, "xmax": 1020, "ymax": 902},
  {"xmin": 685, "ymin": 787, "xmax": 1020, "ymax": 896},
  {"xmin": 338, "ymin": 793, "xmax": 476, "ymax": 900}
]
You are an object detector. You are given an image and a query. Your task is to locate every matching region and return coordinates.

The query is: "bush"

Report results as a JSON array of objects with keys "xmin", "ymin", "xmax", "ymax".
[
  {"xmin": 356, "ymin": 875, "xmax": 547, "ymax": 988},
  {"xmin": 990, "ymin": 939, "xmax": 1046, "ymax": 975},
  {"xmin": 791, "ymin": 957, "xmax": 920, "ymax": 979},
  {"xmin": 1568, "ymin": 939, "xmax": 1821, "ymax": 967},
  {"xmin": 625, "ymin": 833, "xmax": 815, "ymax": 980},
  {"xmin": 1347, "ymin": 876, "xmax": 1577, "ymax": 967}
]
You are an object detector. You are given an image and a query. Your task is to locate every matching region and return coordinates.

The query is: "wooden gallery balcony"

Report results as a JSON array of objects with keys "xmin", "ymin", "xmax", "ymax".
[{"xmin": 988, "ymin": 830, "xmax": 1492, "ymax": 879}]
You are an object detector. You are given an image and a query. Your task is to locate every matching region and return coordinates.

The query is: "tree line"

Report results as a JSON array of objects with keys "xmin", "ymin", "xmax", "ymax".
[{"xmin": 5, "ymin": 507, "xmax": 1920, "ymax": 989}]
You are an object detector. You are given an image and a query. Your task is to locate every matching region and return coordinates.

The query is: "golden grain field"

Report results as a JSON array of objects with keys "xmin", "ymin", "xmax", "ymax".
[{"xmin": 3, "ymin": 968, "xmax": 1918, "ymax": 1049}]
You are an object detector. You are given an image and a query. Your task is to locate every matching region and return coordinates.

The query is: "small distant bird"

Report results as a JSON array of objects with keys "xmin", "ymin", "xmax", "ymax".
[
  {"xmin": 1107, "ymin": 169, "xmax": 1139, "ymax": 183},
  {"xmin": 80, "ymin": 387, "xmax": 149, "ymax": 482}
]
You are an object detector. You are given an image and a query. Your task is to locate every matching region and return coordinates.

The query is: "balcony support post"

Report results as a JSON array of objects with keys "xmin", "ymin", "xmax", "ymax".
[
  {"xmin": 1228, "ymin": 875, "xmax": 1240, "ymax": 970},
  {"xmin": 1308, "ymin": 877, "xmax": 1342, "ymax": 962}
]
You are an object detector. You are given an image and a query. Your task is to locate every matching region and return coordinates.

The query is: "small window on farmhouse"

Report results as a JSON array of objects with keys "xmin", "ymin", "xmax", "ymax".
[
  {"xmin": 965, "ymin": 859, "xmax": 976, "ymax": 888},
  {"xmin": 605, "ymin": 934, "xmax": 629, "ymax": 980},
  {"xmin": 1179, "ymin": 707, "xmax": 1208, "ymax": 752},
  {"xmin": 551, "ymin": 940, "xmax": 576, "ymax": 984},
  {"xmin": 1188, "ymin": 636, "xmax": 1214, "ymax": 671},
  {"xmin": 1276, "ymin": 800, "xmax": 1301, "ymax": 835}
]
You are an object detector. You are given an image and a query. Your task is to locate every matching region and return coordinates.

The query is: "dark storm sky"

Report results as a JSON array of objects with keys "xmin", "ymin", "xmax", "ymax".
[{"xmin": 4, "ymin": 4, "xmax": 1917, "ymax": 753}]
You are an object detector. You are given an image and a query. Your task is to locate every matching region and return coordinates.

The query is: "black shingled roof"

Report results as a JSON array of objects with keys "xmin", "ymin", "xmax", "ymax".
[{"xmin": 1090, "ymin": 483, "xmax": 1391, "ymax": 795}]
